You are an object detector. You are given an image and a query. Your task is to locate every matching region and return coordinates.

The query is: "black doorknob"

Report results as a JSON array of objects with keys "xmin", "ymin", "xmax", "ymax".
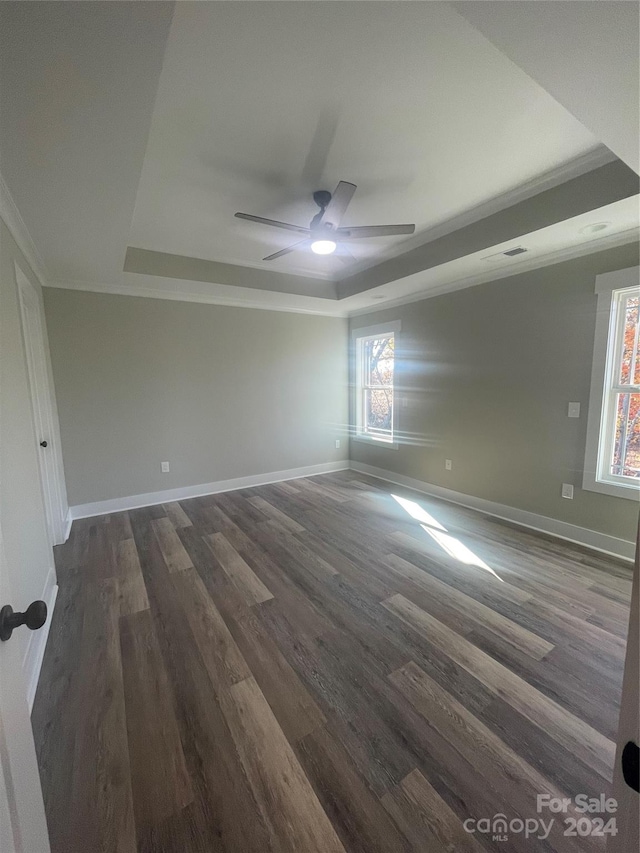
[
  {"xmin": 0, "ymin": 601, "xmax": 47, "ymax": 641},
  {"xmin": 622, "ymin": 741, "xmax": 640, "ymax": 793},
  {"xmin": 40, "ymin": 440, "xmax": 48, "ymax": 447}
]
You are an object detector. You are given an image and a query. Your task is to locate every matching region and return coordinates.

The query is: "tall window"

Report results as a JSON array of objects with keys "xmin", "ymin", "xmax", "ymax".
[
  {"xmin": 605, "ymin": 288, "xmax": 639, "ymax": 482},
  {"xmin": 354, "ymin": 322, "xmax": 399, "ymax": 446},
  {"xmin": 584, "ymin": 269, "xmax": 640, "ymax": 499}
]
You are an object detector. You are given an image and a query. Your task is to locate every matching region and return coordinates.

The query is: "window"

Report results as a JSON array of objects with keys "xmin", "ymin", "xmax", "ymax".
[
  {"xmin": 584, "ymin": 268, "xmax": 640, "ymax": 500},
  {"xmin": 609, "ymin": 289, "xmax": 640, "ymax": 479},
  {"xmin": 353, "ymin": 321, "xmax": 400, "ymax": 447}
]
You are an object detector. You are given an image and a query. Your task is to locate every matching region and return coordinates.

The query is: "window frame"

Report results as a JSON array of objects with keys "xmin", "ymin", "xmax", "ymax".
[
  {"xmin": 352, "ymin": 320, "xmax": 401, "ymax": 450},
  {"xmin": 583, "ymin": 266, "xmax": 640, "ymax": 501}
]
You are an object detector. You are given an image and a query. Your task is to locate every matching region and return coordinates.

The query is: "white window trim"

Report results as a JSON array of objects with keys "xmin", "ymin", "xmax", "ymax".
[
  {"xmin": 583, "ymin": 266, "xmax": 640, "ymax": 501},
  {"xmin": 352, "ymin": 320, "xmax": 401, "ymax": 450}
]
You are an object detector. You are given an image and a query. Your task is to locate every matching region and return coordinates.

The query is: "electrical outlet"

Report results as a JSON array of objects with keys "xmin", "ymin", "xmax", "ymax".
[
  {"xmin": 568, "ymin": 402, "xmax": 581, "ymax": 418},
  {"xmin": 445, "ymin": 459, "xmax": 452, "ymax": 471},
  {"xmin": 561, "ymin": 483, "xmax": 574, "ymax": 499},
  {"xmin": 161, "ymin": 461, "xmax": 170, "ymax": 473},
  {"xmin": 335, "ymin": 439, "xmax": 341, "ymax": 449}
]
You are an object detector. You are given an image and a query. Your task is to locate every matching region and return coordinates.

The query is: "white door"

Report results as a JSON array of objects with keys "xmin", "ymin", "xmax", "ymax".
[
  {"xmin": 0, "ymin": 278, "xmax": 51, "ymax": 851},
  {"xmin": 0, "ymin": 528, "xmax": 51, "ymax": 853},
  {"xmin": 15, "ymin": 265, "xmax": 65, "ymax": 546}
]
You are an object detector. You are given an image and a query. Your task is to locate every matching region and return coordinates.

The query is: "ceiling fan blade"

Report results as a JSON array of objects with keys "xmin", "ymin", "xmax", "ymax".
[
  {"xmin": 320, "ymin": 181, "xmax": 357, "ymax": 228},
  {"xmin": 263, "ymin": 240, "xmax": 310, "ymax": 261},
  {"xmin": 337, "ymin": 224, "xmax": 415, "ymax": 238},
  {"xmin": 300, "ymin": 104, "xmax": 340, "ymax": 188},
  {"xmin": 235, "ymin": 212, "xmax": 310, "ymax": 236}
]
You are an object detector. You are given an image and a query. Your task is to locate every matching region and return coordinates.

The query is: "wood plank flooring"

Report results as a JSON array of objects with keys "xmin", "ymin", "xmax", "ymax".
[{"xmin": 32, "ymin": 472, "xmax": 633, "ymax": 852}]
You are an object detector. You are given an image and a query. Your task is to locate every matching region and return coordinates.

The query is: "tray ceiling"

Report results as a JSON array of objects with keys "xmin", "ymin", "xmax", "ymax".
[{"xmin": 0, "ymin": 1, "xmax": 637, "ymax": 316}]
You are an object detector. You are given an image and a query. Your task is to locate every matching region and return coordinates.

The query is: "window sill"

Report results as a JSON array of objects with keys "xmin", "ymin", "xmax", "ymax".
[
  {"xmin": 582, "ymin": 473, "xmax": 640, "ymax": 501},
  {"xmin": 352, "ymin": 435, "xmax": 399, "ymax": 451}
]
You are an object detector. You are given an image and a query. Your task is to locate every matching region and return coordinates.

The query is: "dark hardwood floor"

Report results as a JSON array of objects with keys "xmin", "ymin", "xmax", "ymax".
[{"xmin": 32, "ymin": 472, "xmax": 633, "ymax": 852}]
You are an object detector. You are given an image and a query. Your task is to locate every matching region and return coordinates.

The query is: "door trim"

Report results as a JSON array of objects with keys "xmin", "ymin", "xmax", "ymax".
[
  {"xmin": 14, "ymin": 264, "xmax": 68, "ymax": 545},
  {"xmin": 21, "ymin": 567, "xmax": 57, "ymax": 714}
]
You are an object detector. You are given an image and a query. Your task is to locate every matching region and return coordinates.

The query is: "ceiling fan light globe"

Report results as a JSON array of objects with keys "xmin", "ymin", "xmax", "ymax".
[{"xmin": 311, "ymin": 240, "xmax": 337, "ymax": 255}]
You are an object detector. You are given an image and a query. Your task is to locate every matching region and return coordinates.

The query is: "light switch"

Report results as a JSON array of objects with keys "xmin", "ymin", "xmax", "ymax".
[
  {"xmin": 568, "ymin": 402, "xmax": 580, "ymax": 418},
  {"xmin": 561, "ymin": 483, "xmax": 574, "ymax": 499}
]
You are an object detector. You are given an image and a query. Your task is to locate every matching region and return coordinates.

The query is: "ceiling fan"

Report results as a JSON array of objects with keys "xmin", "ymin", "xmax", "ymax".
[{"xmin": 235, "ymin": 181, "xmax": 415, "ymax": 261}]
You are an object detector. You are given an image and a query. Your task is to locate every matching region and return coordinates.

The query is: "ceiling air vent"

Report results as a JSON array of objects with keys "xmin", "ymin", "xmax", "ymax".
[{"xmin": 482, "ymin": 246, "xmax": 528, "ymax": 261}]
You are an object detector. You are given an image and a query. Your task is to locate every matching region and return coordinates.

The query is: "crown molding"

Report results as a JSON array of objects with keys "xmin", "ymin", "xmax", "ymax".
[
  {"xmin": 46, "ymin": 224, "xmax": 638, "ymax": 318},
  {"xmin": 4, "ymin": 145, "xmax": 628, "ymax": 319},
  {"xmin": 0, "ymin": 171, "xmax": 49, "ymax": 286},
  {"xmin": 125, "ymin": 243, "xmax": 339, "ymax": 282},
  {"xmin": 346, "ymin": 225, "xmax": 640, "ymax": 317},
  {"xmin": 340, "ymin": 145, "xmax": 619, "ymax": 280},
  {"xmin": 45, "ymin": 277, "xmax": 348, "ymax": 318}
]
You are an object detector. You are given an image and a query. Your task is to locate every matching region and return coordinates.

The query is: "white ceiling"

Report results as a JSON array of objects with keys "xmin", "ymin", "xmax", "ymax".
[
  {"xmin": 0, "ymin": 1, "xmax": 637, "ymax": 317},
  {"xmin": 130, "ymin": 1, "xmax": 602, "ymax": 278},
  {"xmin": 454, "ymin": 1, "xmax": 640, "ymax": 174},
  {"xmin": 0, "ymin": 1, "xmax": 173, "ymax": 283}
]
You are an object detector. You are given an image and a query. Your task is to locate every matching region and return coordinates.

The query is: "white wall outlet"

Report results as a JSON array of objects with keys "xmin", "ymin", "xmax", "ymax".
[
  {"xmin": 561, "ymin": 483, "xmax": 574, "ymax": 499},
  {"xmin": 161, "ymin": 461, "xmax": 170, "ymax": 473},
  {"xmin": 568, "ymin": 402, "xmax": 581, "ymax": 418},
  {"xmin": 335, "ymin": 439, "xmax": 341, "ymax": 449},
  {"xmin": 445, "ymin": 459, "xmax": 452, "ymax": 471}
]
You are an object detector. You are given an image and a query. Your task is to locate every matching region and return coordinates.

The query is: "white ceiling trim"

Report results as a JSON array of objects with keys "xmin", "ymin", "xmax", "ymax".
[
  {"xmin": 43, "ymin": 277, "xmax": 347, "ymax": 318},
  {"xmin": 45, "ymin": 224, "xmax": 638, "ymax": 319},
  {"xmin": 343, "ymin": 145, "xmax": 617, "ymax": 279},
  {"xmin": 126, "ymin": 244, "xmax": 338, "ymax": 282},
  {"xmin": 0, "ymin": 171, "xmax": 49, "ymax": 286},
  {"xmin": 347, "ymin": 226, "xmax": 640, "ymax": 317}
]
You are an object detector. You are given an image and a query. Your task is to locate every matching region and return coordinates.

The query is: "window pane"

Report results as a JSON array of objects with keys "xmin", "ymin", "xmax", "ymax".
[
  {"xmin": 365, "ymin": 388, "xmax": 393, "ymax": 436},
  {"xmin": 611, "ymin": 392, "xmax": 640, "ymax": 478},
  {"xmin": 365, "ymin": 336, "xmax": 394, "ymax": 387},
  {"xmin": 619, "ymin": 295, "xmax": 639, "ymax": 385}
]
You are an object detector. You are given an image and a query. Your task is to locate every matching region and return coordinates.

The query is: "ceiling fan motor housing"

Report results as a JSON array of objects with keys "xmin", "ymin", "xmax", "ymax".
[
  {"xmin": 313, "ymin": 189, "xmax": 332, "ymax": 210},
  {"xmin": 311, "ymin": 190, "xmax": 334, "ymax": 231}
]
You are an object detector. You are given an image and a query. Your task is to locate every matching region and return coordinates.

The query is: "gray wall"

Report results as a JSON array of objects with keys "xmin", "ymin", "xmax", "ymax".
[
  {"xmin": 350, "ymin": 243, "xmax": 640, "ymax": 542},
  {"xmin": 44, "ymin": 290, "xmax": 349, "ymax": 507},
  {"xmin": 0, "ymin": 218, "xmax": 56, "ymax": 661}
]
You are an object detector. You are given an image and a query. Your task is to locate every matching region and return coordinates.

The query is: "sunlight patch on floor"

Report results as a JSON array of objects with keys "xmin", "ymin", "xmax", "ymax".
[
  {"xmin": 391, "ymin": 493, "xmax": 503, "ymax": 581},
  {"xmin": 391, "ymin": 494, "xmax": 446, "ymax": 530},
  {"xmin": 421, "ymin": 526, "xmax": 503, "ymax": 581}
]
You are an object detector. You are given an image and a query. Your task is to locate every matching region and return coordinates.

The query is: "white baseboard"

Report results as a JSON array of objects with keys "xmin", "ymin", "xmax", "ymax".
[
  {"xmin": 70, "ymin": 460, "xmax": 350, "ymax": 520},
  {"xmin": 23, "ymin": 566, "xmax": 58, "ymax": 714},
  {"xmin": 67, "ymin": 456, "xmax": 635, "ymax": 560},
  {"xmin": 350, "ymin": 461, "xmax": 636, "ymax": 562}
]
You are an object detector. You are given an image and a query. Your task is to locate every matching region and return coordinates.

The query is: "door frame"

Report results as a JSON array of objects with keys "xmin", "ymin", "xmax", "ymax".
[
  {"xmin": 1, "ymin": 260, "xmax": 52, "ymax": 853},
  {"xmin": 14, "ymin": 264, "xmax": 67, "ymax": 546},
  {"xmin": 608, "ymin": 521, "xmax": 640, "ymax": 850}
]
